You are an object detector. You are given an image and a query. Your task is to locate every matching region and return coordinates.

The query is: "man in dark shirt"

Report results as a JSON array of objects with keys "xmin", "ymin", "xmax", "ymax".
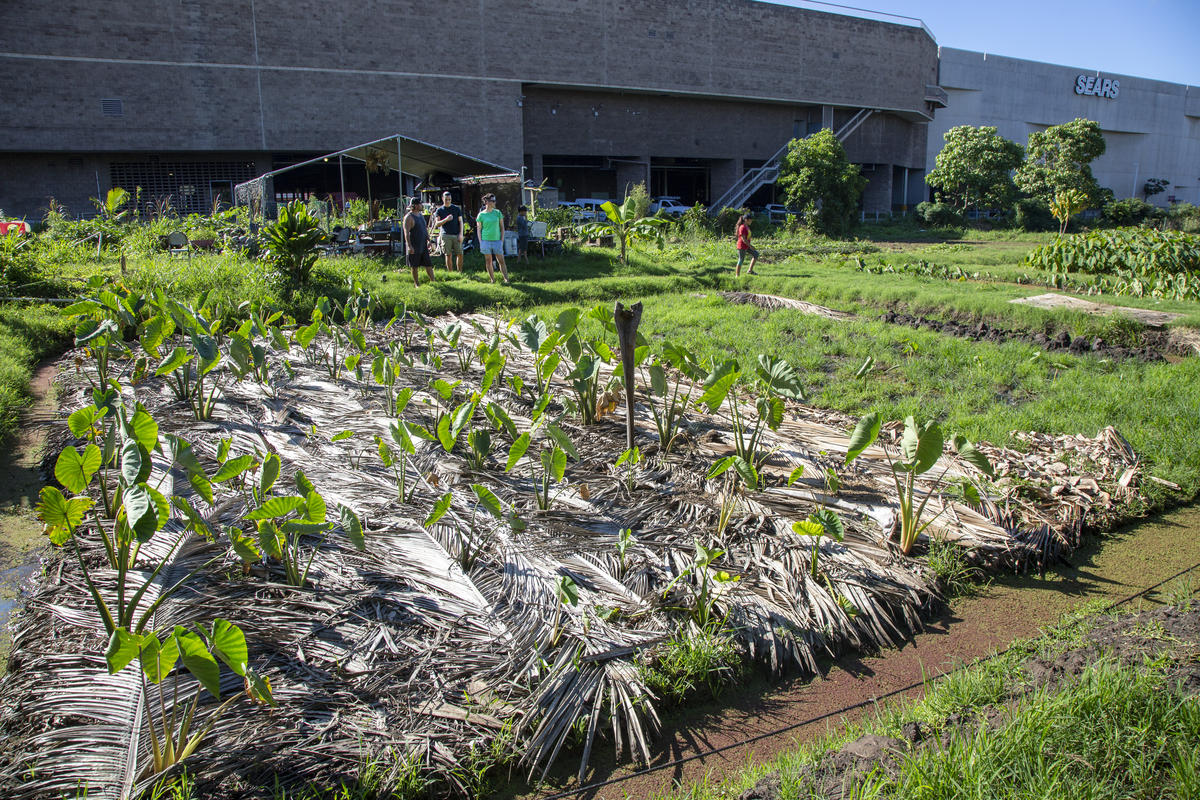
[
  {"xmin": 403, "ymin": 198, "xmax": 436, "ymax": 287},
  {"xmin": 429, "ymin": 191, "xmax": 464, "ymax": 274}
]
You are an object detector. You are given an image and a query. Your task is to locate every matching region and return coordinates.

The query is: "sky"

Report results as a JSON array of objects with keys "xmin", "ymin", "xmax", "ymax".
[{"xmin": 771, "ymin": 0, "xmax": 1200, "ymax": 86}]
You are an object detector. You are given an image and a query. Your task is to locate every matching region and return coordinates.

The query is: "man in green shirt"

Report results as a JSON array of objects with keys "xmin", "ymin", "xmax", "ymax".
[{"xmin": 475, "ymin": 193, "xmax": 509, "ymax": 284}]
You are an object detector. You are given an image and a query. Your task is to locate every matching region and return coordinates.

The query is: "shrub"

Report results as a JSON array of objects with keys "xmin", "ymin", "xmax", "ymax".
[
  {"xmin": 1103, "ymin": 198, "xmax": 1163, "ymax": 227},
  {"xmin": 676, "ymin": 203, "xmax": 714, "ymax": 239},
  {"xmin": 625, "ymin": 181, "xmax": 652, "ymax": 220},
  {"xmin": 262, "ymin": 200, "xmax": 326, "ymax": 290},
  {"xmin": 534, "ymin": 203, "xmax": 574, "ymax": 232},
  {"xmin": 915, "ymin": 201, "xmax": 965, "ymax": 228},
  {"xmin": 1024, "ymin": 227, "xmax": 1200, "ymax": 300},
  {"xmin": 1013, "ymin": 198, "xmax": 1056, "ymax": 232},
  {"xmin": 712, "ymin": 206, "xmax": 747, "ymax": 236},
  {"xmin": 1166, "ymin": 203, "xmax": 1200, "ymax": 234}
]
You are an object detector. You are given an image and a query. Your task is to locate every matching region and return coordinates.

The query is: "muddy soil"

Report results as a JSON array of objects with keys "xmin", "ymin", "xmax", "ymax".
[
  {"xmin": 878, "ymin": 309, "xmax": 1174, "ymax": 362},
  {"xmin": 753, "ymin": 603, "xmax": 1200, "ymax": 800},
  {"xmin": 0, "ymin": 360, "xmax": 60, "ymax": 672},
  {"xmin": 511, "ymin": 505, "xmax": 1200, "ymax": 800}
]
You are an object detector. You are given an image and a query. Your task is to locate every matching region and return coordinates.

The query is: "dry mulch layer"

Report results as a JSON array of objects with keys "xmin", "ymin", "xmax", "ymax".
[{"xmin": 737, "ymin": 603, "xmax": 1200, "ymax": 800}]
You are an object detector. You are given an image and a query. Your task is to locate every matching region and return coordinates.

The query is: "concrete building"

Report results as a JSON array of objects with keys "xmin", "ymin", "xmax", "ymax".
[
  {"xmin": 929, "ymin": 47, "xmax": 1200, "ymax": 207},
  {"xmin": 0, "ymin": 0, "xmax": 940, "ymax": 219}
]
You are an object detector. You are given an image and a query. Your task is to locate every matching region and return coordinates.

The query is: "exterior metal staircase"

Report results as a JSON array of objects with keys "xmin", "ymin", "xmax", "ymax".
[{"xmin": 708, "ymin": 107, "xmax": 877, "ymax": 213}]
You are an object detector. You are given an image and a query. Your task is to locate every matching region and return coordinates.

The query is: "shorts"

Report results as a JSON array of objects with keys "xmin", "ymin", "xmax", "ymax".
[
  {"xmin": 406, "ymin": 248, "xmax": 431, "ymax": 268},
  {"xmin": 736, "ymin": 246, "xmax": 759, "ymax": 266},
  {"xmin": 439, "ymin": 233, "xmax": 463, "ymax": 255},
  {"xmin": 479, "ymin": 239, "xmax": 504, "ymax": 255},
  {"xmin": 517, "ymin": 236, "xmax": 530, "ymax": 253}
]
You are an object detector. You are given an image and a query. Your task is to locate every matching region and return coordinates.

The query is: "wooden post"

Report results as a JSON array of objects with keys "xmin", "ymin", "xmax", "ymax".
[{"xmin": 614, "ymin": 301, "xmax": 642, "ymax": 452}]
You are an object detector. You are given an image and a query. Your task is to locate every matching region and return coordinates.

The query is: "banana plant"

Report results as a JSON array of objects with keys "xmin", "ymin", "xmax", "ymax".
[
  {"xmin": 104, "ymin": 619, "xmax": 275, "ymax": 779},
  {"xmin": 844, "ymin": 413, "xmax": 994, "ymax": 555},
  {"xmin": 576, "ymin": 196, "xmax": 669, "ymax": 265}
]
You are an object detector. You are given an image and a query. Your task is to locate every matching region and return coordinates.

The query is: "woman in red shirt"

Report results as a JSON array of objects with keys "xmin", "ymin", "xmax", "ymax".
[{"xmin": 735, "ymin": 213, "xmax": 758, "ymax": 276}]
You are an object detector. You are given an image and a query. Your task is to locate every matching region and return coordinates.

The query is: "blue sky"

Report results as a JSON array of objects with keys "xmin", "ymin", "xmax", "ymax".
[{"xmin": 771, "ymin": 0, "xmax": 1200, "ymax": 86}]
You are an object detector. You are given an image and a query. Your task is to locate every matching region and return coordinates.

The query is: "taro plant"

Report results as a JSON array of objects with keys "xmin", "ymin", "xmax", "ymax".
[
  {"xmin": 615, "ymin": 446, "xmax": 641, "ymax": 492},
  {"xmin": 663, "ymin": 541, "xmax": 739, "ymax": 632},
  {"xmin": 378, "ymin": 417, "xmax": 421, "ymax": 503},
  {"xmin": 642, "ymin": 342, "xmax": 705, "ymax": 453},
  {"xmin": 64, "ymin": 277, "xmax": 143, "ymax": 390},
  {"xmin": 700, "ymin": 354, "xmax": 804, "ymax": 481},
  {"xmin": 504, "ymin": 419, "xmax": 577, "ymax": 511},
  {"xmin": 791, "ymin": 507, "xmax": 845, "ymax": 580},
  {"xmin": 844, "ymin": 413, "xmax": 993, "ymax": 555},
  {"xmin": 154, "ymin": 298, "xmax": 226, "ymax": 420},
  {"xmin": 39, "ymin": 404, "xmax": 214, "ymax": 635},
  {"xmin": 104, "ymin": 619, "xmax": 275, "ymax": 779}
]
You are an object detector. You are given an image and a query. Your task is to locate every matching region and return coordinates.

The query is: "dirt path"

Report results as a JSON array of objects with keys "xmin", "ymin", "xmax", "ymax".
[
  {"xmin": 509, "ymin": 505, "xmax": 1200, "ymax": 800},
  {"xmin": 0, "ymin": 360, "xmax": 59, "ymax": 671}
]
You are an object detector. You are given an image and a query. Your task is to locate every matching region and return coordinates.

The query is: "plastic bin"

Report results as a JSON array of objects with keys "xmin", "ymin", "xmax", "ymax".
[{"xmin": 503, "ymin": 231, "xmax": 518, "ymax": 256}]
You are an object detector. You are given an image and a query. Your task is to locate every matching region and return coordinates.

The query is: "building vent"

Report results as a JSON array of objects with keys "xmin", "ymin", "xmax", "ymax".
[{"xmin": 100, "ymin": 98, "xmax": 124, "ymax": 118}]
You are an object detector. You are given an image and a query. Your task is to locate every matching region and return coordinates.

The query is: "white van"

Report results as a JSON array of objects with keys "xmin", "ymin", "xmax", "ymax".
[{"xmin": 574, "ymin": 198, "xmax": 611, "ymax": 222}]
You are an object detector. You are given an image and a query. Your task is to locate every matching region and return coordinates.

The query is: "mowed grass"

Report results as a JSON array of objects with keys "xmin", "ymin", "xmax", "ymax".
[
  {"xmin": 0, "ymin": 304, "xmax": 72, "ymax": 441},
  {"xmin": 658, "ymin": 602, "xmax": 1200, "ymax": 800}
]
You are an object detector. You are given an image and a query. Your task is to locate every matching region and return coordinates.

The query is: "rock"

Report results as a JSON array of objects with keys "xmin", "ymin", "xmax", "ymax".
[
  {"xmin": 901, "ymin": 720, "xmax": 926, "ymax": 744},
  {"xmin": 1052, "ymin": 331, "xmax": 1071, "ymax": 348},
  {"xmin": 737, "ymin": 772, "xmax": 782, "ymax": 800},
  {"xmin": 840, "ymin": 734, "xmax": 907, "ymax": 761}
]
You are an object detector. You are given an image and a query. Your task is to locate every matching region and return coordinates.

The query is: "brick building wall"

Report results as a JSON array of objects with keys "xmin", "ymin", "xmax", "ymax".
[{"xmin": 0, "ymin": 0, "xmax": 938, "ymax": 216}]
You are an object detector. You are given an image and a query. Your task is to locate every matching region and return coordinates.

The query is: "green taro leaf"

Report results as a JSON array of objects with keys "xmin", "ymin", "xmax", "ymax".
[
  {"xmin": 436, "ymin": 415, "xmax": 454, "ymax": 451},
  {"xmin": 811, "ymin": 508, "xmax": 845, "ymax": 541},
  {"xmin": 122, "ymin": 483, "xmax": 160, "ymax": 541},
  {"xmin": 190, "ymin": 333, "xmax": 218, "ymax": 363},
  {"xmin": 208, "ymin": 618, "xmax": 249, "ymax": 677},
  {"xmin": 706, "ymin": 456, "xmax": 735, "ymax": 480},
  {"xmin": 450, "ymin": 401, "xmax": 476, "ymax": 440},
  {"xmin": 700, "ymin": 363, "xmax": 739, "ymax": 412},
  {"xmin": 424, "ymin": 493, "xmax": 453, "ymax": 528},
  {"xmin": 213, "ymin": 454, "xmax": 255, "ymax": 484},
  {"xmin": 554, "ymin": 308, "xmax": 581, "ymax": 337},
  {"xmin": 304, "ymin": 490, "xmax": 327, "ymax": 524},
  {"xmin": 731, "ymin": 456, "xmax": 758, "ymax": 490},
  {"xmin": 901, "ymin": 417, "xmax": 943, "ymax": 475},
  {"xmin": 792, "ymin": 519, "xmax": 825, "ymax": 537},
  {"xmin": 546, "ymin": 425, "xmax": 578, "ymax": 461},
  {"xmin": 294, "ymin": 469, "xmax": 316, "ymax": 498},
  {"xmin": 120, "ymin": 440, "xmax": 152, "ymax": 485},
  {"xmin": 556, "ymin": 575, "xmax": 580, "ymax": 606},
  {"xmin": 485, "ymin": 402, "xmax": 518, "ymax": 438},
  {"xmin": 393, "ymin": 387, "xmax": 415, "ymax": 415},
  {"xmin": 259, "ymin": 453, "xmax": 281, "ymax": 495},
  {"xmin": 105, "ymin": 628, "xmax": 143, "ymax": 674},
  {"xmin": 67, "ymin": 405, "xmax": 106, "ymax": 438},
  {"xmin": 952, "ymin": 434, "xmax": 995, "ymax": 477},
  {"xmin": 55, "ymin": 443, "xmax": 102, "ymax": 495},
  {"xmin": 256, "ymin": 520, "xmax": 283, "ymax": 560},
  {"xmin": 173, "ymin": 628, "xmax": 221, "ymax": 699},
  {"xmin": 755, "ymin": 354, "xmax": 804, "ymax": 400},
  {"xmin": 140, "ymin": 634, "xmax": 181, "ymax": 684},
  {"xmin": 506, "ymin": 433, "xmax": 531, "ymax": 472},
  {"xmin": 339, "ymin": 505, "xmax": 365, "ymax": 551},
  {"xmin": 155, "ymin": 346, "xmax": 191, "ymax": 377},
  {"xmin": 172, "ymin": 496, "xmax": 214, "ymax": 539},
  {"xmin": 470, "ymin": 484, "xmax": 504, "ymax": 518},
  {"xmin": 244, "ymin": 496, "xmax": 307, "ymax": 521},
  {"xmin": 189, "ymin": 472, "xmax": 214, "ymax": 505},
  {"xmin": 649, "ymin": 363, "xmax": 668, "ymax": 397},
  {"xmin": 549, "ymin": 447, "xmax": 567, "ymax": 482},
  {"xmin": 787, "ymin": 465, "xmax": 806, "ymax": 486},
  {"xmin": 757, "ymin": 395, "xmax": 785, "ymax": 430},
  {"xmin": 229, "ymin": 527, "xmax": 261, "ymax": 562},
  {"xmin": 162, "ymin": 434, "xmax": 205, "ymax": 479},
  {"xmin": 845, "ymin": 412, "xmax": 881, "ymax": 465}
]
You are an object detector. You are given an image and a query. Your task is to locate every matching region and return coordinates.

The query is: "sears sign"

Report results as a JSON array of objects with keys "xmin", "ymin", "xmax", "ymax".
[{"xmin": 1075, "ymin": 74, "xmax": 1119, "ymax": 99}]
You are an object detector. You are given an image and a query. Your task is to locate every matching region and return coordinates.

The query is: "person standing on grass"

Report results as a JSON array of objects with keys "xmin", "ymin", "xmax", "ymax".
[
  {"xmin": 403, "ymin": 198, "xmax": 436, "ymax": 287},
  {"xmin": 429, "ymin": 191, "xmax": 464, "ymax": 274},
  {"xmin": 735, "ymin": 212, "xmax": 758, "ymax": 276},
  {"xmin": 476, "ymin": 193, "xmax": 510, "ymax": 284},
  {"xmin": 516, "ymin": 205, "xmax": 531, "ymax": 264}
]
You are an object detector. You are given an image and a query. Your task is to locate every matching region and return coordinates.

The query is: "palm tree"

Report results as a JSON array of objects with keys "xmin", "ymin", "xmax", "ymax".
[{"xmin": 577, "ymin": 197, "xmax": 668, "ymax": 265}]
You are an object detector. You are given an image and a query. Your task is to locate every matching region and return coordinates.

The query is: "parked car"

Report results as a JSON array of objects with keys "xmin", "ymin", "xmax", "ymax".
[
  {"xmin": 651, "ymin": 196, "xmax": 690, "ymax": 216},
  {"xmin": 765, "ymin": 203, "xmax": 801, "ymax": 223}
]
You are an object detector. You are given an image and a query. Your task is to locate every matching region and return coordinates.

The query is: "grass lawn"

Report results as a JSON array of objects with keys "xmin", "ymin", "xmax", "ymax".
[{"xmin": 656, "ymin": 597, "xmax": 1200, "ymax": 800}]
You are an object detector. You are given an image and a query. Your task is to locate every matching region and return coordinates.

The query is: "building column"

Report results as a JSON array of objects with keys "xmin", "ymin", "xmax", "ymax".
[
  {"xmin": 860, "ymin": 166, "xmax": 893, "ymax": 216},
  {"xmin": 709, "ymin": 158, "xmax": 743, "ymax": 207},
  {"xmin": 614, "ymin": 156, "xmax": 650, "ymax": 198},
  {"xmin": 821, "ymin": 105, "xmax": 834, "ymax": 131}
]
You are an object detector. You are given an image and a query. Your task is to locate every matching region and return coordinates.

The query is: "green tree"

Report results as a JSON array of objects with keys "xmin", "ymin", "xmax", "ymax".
[
  {"xmin": 777, "ymin": 130, "xmax": 866, "ymax": 237},
  {"xmin": 1014, "ymin": 118, "xmax": 1106, "ymax": 205},
  {"xmin": 925, "ymin": 126, "xmax": 1023, "ymax": 214}
]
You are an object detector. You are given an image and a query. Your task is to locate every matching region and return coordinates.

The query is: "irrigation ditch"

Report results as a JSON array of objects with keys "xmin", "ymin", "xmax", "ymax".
[{"xmin": 0, "ymin": 294, "xmax": 1188, "ymax": 798}]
